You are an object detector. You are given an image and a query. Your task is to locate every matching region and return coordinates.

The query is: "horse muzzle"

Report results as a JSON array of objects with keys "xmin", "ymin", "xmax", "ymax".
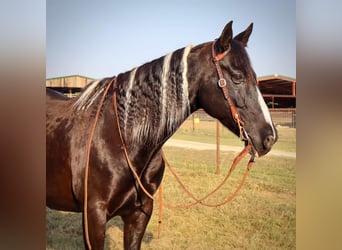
[{"xmin": 246, "ymin": 132, "xmax": 277, "ymax": 158}]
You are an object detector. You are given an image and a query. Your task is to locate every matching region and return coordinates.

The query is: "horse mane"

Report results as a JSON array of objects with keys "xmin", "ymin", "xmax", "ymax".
[
  {"xmin": 116, "ymin": 45, "xmax": 193, "ymax": 145},
  {"xmin": 73, "ymin": 79, "xmax": 111, "ymax": 111},
  {"xmin": 71, "ymin": 45, "xmax": 193, "ymax": 145}
]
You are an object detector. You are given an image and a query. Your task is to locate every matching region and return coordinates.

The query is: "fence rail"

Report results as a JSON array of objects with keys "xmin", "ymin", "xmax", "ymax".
[
  {"xmin": 269, "ymin": 109, "xmax": 296, "ymax": 128},
  {"xmin": 190, "ymin": 108, "xmax": 296, "ymax": 128}
]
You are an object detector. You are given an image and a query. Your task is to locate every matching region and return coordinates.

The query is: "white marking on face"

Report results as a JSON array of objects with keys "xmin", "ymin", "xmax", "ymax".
[{"xmin": 256, "ymin": 86, "xmax": 276, "ymax": 137}]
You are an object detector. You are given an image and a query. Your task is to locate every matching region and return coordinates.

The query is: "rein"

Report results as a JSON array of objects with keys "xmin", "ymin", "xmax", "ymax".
[
  {"xmin": 156, "ymin": 41, "xmax": 256, "ymax": 237},
  {"xmin": 112, "ymin": 79, "xmax": 155, "ymax": 200},
  {"xmin": 83, "ymin": 78, "xmax": 114, "ymax": 250},
  {"xmin": 161, "ymin": 144, "xmax": 254, "ymax": 209}
]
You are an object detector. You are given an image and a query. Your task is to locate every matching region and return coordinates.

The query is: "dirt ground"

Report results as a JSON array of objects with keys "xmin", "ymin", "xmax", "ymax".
[{"xmin": 165, "ymin": 139, "xmax": 296, "ymax": 158}]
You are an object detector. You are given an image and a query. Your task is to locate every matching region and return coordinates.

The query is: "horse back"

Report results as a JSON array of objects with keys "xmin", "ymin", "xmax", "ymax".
[
  {"xmin": 46, "ymin": 87, "xmax": 70, "ymax": 99},
  {"xmin": 46, "ymin": 88, "xmax": 81, "ymax": 211}
]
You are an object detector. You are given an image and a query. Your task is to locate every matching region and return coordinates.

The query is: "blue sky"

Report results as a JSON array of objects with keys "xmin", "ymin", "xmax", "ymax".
[{"xmin": 46, "ymin": 0, "xmax": 295, "ymax": 79}]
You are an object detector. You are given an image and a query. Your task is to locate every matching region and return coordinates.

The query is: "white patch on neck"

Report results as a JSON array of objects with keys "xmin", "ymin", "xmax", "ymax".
[
  {"xmin": 181, "ymin": 45, "xmax": 192, "ymax": 116},
  {"xmin": 256, "ymin": 86, "xmax": 276, "ymax": 137}
]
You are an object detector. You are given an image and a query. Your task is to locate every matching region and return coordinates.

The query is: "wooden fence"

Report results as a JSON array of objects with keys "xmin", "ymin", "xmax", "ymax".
[
  {"xmin": 269, "ymin": 108, "xmax": 296, "ymax": 128},
  {"xmin": 191, "ymin": 108, "xmax": 296, "ymax": 128}
]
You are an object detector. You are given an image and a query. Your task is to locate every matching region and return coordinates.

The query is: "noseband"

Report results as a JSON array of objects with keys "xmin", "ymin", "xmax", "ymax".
[{"xmin": 211, "ymin": 40, "xmax": 249, "ymax": 142}]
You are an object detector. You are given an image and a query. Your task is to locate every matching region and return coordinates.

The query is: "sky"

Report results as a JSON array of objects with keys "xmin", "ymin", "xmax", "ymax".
[{"xmin": 46, "ymin": 0, "xmax": 295, "ymax": 79}]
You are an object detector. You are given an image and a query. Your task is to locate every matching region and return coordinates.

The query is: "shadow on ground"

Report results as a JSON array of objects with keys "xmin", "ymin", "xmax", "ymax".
[{"xmin": 46, "ymin": 208, "xmax": 154, "ymax": 250}]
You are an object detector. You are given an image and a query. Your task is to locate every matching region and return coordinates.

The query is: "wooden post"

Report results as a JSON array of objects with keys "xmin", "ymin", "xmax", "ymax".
[
  {"xmin": 192, "ymin": 113, "xmax": 195, "ymax": 131},
  {"xmin": 292, "ymin": 80, "xmax": 296, "ymax": 96},
  {"xmin": 272, "ymin": 96, "xmax": 275, "ymax": 109},
  {"xmin": 216, "ymin": 120, "xmax": 220, "ymax": 175},
  {"xmin": 158, "ymin": 184, "xmax": 163, "ymax": 238}
]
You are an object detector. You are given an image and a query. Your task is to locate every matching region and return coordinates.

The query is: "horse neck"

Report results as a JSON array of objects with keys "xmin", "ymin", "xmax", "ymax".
[{"xmin": 115, "ymin": 44, "xmax": 210, "ymax": 148}]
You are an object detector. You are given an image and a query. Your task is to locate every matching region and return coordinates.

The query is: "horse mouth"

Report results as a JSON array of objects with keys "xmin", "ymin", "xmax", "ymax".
[
  {"xmin": 244, "ymin": 139, "xmax": 259, "ymax": 158},
  {"xmin": 250, "ymin": 145, "xmax": 259, "ymax": 158},
  {"xmin": 244, "ymin": 137, "xmax": 272, "ymax": 158}
]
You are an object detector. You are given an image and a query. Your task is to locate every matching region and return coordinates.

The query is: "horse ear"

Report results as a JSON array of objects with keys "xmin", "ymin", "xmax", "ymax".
[
  {"xmin": 234, "ymin": 23, "xmax": 253, "ymax": 47},
  {"xmin": 218, "ymin": 21, "xmax": 233, "ymax": 51}
]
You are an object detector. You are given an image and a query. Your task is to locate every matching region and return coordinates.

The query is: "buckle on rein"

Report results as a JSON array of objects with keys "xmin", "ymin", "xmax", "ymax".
[{"xmin": 218, "ymin": 78, "xmax": 227, "ymax": 88}]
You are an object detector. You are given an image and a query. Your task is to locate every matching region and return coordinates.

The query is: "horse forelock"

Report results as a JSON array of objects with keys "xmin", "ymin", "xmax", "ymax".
[{"xmin": 117, "ymin": 45, "xmax": 193, "ymax": 145}]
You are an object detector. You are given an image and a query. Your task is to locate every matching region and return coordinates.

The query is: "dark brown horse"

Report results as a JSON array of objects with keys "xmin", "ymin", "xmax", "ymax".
[{"xmin": 46, "ymin": 21, "xmax": 277, "ymax": 250}]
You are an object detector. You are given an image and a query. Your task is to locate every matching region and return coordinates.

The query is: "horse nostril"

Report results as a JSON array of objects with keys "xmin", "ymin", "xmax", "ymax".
[{"xmin": 263, "ymin": 135, "xmax": 275, "ymax": 149}]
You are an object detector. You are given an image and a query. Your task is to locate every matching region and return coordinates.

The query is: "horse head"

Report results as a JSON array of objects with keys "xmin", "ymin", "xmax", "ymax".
[{"xmin": 195, "ymin": 21, "xmax": 278, "ymax": 156}]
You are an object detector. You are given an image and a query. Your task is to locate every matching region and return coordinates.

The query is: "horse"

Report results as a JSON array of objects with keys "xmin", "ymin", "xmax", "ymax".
[{"xmin": 46, "ymin": 20, "xmax": 278, "ymax": 250}]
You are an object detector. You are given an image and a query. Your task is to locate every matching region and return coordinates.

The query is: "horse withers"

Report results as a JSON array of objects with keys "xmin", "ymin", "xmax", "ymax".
[{"xmin": 46, "ymin": 21, "xmax": 277, "ymax": 250}]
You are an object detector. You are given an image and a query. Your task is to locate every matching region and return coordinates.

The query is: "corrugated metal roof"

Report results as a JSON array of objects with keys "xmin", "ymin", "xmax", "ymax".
[{"xmin": 258, "ymin": 75, "xmax": 296, "ymax": 96}]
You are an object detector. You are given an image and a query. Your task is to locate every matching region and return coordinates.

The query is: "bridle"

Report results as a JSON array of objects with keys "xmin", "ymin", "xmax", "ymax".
[
  {"xmin": 211, "ymin": 39, "xmax": 250, "ymax": 143},
  {"xmin": 83, "ymin": 40, "xmax": 256, "ymax": 249}
]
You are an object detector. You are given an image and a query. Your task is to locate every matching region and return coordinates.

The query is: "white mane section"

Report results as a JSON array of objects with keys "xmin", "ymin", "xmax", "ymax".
[
  {"xmin": 159, "ymin": 45, "xmax": 192, "ymax": 139},
  {"xmin": 73, "ymin": 80, "xmax": 101, "ymax": 111},
  {"xmin": 180, "ymin": 45, "xmax": 192, "ymax": 116},
  {"xmin": 124, "ymin": 45, "xmax": 193, "ymax": 145},
  {"xmin": 124, "ymin": 67, "xmax": 137, "ymax": 134},
  {"xmin": 131, "ymin": 114, "xmax": 154, "ymax": 144},
  {"xmin": 167, "ymin": 45, "xmax": 192, "ymax": 131},
  {"xmin": 158, "ymin": 52, "xmax": 173, "ymax": 136}
]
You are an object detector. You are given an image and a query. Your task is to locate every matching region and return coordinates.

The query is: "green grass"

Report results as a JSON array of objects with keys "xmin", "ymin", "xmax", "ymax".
[
  {"xmin": 46, "ymin": 124, "xmax": 296, "ymax": 249},
  {"xmin": 46, "ymin": 210, "xmax": 84, "ymax": 250},
  {"xmin": 145, "ymin": 148, "xmax": 296, "ymax": 249},
  {"xmin": 171, "ymin": 120, "xmax": 296, "ymax": 152}
]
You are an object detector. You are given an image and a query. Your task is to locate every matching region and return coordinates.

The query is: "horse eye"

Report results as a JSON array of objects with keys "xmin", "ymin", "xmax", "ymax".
[{"xmin": 231, "ymin": 73, "xmax": 245, "ymax": 85}]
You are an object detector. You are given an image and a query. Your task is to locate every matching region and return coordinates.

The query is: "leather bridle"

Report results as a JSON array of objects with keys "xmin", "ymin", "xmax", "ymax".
[{"xmin": 211, "ymin": 39, "xmax": 249, "ymax": 143}]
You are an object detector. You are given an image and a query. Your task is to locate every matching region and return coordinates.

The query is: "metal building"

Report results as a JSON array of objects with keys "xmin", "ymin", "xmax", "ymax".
[
  {"xmin": 258, "ymin": 75, "xmax": 296, "ymax": 127},
  {"xmin": 46, "ymin": 75, "xmax": 94, "ymax": 97}
]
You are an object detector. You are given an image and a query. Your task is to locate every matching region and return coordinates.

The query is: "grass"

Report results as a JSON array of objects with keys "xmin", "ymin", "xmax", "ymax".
[
  {"xmin": 146, "ymin": 148, "xmax": 295, "ymax": 249},
  {"xmin": 46, "ymin": 122, "xmax": 296, "ymax": 249},
  {"xmin": 172, "ymin": 120, "xmax": 296, "ymax": 153}
]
